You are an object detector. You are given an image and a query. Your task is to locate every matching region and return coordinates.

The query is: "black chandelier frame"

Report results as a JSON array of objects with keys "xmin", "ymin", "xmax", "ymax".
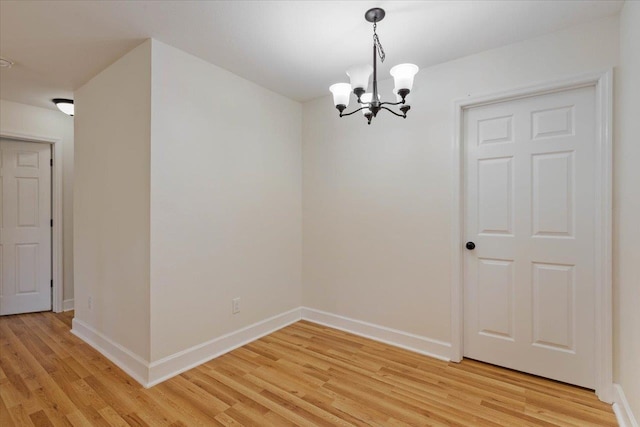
[{"xmin": 334, "ymin": 8, "xmax": 411, "ymax": 125}]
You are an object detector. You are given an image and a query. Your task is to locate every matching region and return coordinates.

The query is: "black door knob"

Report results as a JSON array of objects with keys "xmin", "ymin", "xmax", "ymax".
[{"xmin": 466, "ymin": 241, "xmax": 476, "ymax": 250}]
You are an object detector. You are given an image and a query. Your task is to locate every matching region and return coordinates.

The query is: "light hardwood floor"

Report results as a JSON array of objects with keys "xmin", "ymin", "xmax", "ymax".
[{"xmin": 0, "ymin": 311, "xmax": 617, "ymax": 426}]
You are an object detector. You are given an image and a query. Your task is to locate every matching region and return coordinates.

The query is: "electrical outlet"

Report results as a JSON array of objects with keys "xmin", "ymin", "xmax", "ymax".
[
  {"xmin": 88, "ymin": 296, "xmax": 92, "ymax": 310},
  {"xmin": 232, "ymin": 298, "xmax": 240, "ymax": 314}
]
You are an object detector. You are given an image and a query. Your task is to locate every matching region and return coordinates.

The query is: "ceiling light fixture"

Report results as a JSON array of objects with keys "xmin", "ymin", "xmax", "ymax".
[
  {"xmin": 329, "ymin": 8, "xmax": 419, "ymax": 125},
  {"xmin": 52, "ymin": 98, "xmax": 74, "ymax": 116}
]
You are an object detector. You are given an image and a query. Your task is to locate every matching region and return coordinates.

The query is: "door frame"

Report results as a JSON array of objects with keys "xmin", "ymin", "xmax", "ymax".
[
  {"xmin": 450, "ymin": 70, "xmax": 613, "ymax": 402},
  {"xmin": 0, "ymin": 130, "xmax": 64, "ymax": 313}
]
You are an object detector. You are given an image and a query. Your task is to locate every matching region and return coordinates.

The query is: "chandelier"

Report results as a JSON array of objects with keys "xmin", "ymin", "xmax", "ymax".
[{"xmin": 329, "ymin": 8, "xmax": 419, "ymax": 125}]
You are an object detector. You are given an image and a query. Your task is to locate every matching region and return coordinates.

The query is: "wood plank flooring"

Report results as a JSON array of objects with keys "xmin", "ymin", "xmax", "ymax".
[{"xmin": 0, "ymin": 311, "xmax": 617, "ymax": 426}]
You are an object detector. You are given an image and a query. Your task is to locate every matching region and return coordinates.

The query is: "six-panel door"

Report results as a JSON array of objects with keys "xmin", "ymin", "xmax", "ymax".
[
  {"xmin": 0, "ymin": 139, "xmax": 52, "ymax": 315},
  {"xmin": 463, "ymin": 86, "xmax": 596, "ymax": 388}
]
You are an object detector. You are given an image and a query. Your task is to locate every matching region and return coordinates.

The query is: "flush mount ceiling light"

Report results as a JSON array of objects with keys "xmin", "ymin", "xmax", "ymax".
[
  {"xmin": 329, "ymin": 8, "xmax": 419, "ymax": 125},
  {"xmin": 0, "ymin": 57, "xmax": 14, "ymax": 68},
  {"xmin": 52, "ymin": 98, "xmax": 74, "ymax": 116}
]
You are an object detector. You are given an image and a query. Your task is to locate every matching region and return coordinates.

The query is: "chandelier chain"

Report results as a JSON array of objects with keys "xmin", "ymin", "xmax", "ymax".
[{"xmin": 373, "ymin": 21, "xmax": 385, "ymax": 63}]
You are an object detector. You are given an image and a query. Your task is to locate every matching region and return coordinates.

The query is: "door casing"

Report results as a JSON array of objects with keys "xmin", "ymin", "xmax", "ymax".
[
  {"xmin": 450, "ymin": 70, "xmax": 613, "ymax": 403},
  {"xmin": 0, "ymin": 131, "xmax": 64, "ymax": 313}
]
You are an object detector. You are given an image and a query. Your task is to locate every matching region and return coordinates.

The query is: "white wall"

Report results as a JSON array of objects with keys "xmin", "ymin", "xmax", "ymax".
[
  {"xmin": 149, "ymin": 40, "xmax": 302, "ymax": 362},
  {"xmin": 73, "ymin": 38, "xmax": 302, "ymax": 370},
  {"xmin": 302, "ymin": 17, "xmax": 619, "ymax": 343},
  {"xmin": 0, "ymin": 99, "xmax": 74, "ymax": 305},
  {"xmin": 614, "ymin": 1, "xmax": 640, "ymax": 422},
  {"xmin": 74, "ymin": 40, "xmax": 151, "ymax": 361}
]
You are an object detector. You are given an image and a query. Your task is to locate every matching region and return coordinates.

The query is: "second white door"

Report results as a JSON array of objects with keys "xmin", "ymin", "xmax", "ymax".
[
  {"xmin": 0, "ymin": 139, "xmax": 52, "ymax": 315},
  {"xmin": 463, "ymin": 85, "xmax": 596, "ymax": 388}
]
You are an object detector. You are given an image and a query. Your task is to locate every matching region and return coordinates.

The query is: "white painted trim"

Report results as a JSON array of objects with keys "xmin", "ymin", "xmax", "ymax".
[
  {"xmin": 147, "ymin": 307, "xmax": 302, "ymax": 387},
  {"xmin": 52, "ymin": 140, "xmax": 64, "ymax": 313},
  {"xmin": 148, "ymin": 307, "xmax": 452, "ymax": 386},
  {"xmin": 72, "ymin": 306, "xmax": 452, "ymax": 388},
  {"xmin": 71, "ymin": 318, "xmax": 149, "ymax": 386},
  {"xmin": 301, "ymin": 307, "xmax": 451, "ymax": 362},
  {"xmin": 450, "ymin": 70, "xmax": 614, "ymax": 400},
  {"xmin": 73, "ymin": 308, "xmax": 303, "ymax": 388},
  {"xmin": 62, "ymin": 299, "xmax": 74, "ymax": 312},
  {"xmin": 593, "ymin": 69, "xmax": 614, "ymax": 403},
  {"xmin": 451, "ymin": 92, "xmax": 464, "ymax": 363},
  {"xmin": 0, "ymin": 130, "xmax": 65, "ymax": 314},
  {"xmin": 613, "ymin": 384, "xmax": 639, "ymax": 427}
]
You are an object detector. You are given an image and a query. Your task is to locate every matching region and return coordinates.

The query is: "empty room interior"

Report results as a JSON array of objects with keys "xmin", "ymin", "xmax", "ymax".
[{"xmin": 0, "ymin": 0, "xmax": 639, "ymax": 426}]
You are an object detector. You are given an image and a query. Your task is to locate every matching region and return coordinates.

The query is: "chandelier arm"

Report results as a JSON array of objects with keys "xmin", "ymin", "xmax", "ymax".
[
  {"xmin": 339, "ymin": 106, "xmax": 369, "ymax": 117},
  {"xmin": 380, "ymin": 106, "xmax": 407, "ymax": 118},
  {"xmin": 379, "ymin": 100, "xmax": 406, "ymax": 107}
]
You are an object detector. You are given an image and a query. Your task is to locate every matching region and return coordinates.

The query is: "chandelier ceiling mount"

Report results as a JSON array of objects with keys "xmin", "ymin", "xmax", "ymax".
[{"xmin": 364, "ymin": 7, "xmax": 385, "ymax": 24}]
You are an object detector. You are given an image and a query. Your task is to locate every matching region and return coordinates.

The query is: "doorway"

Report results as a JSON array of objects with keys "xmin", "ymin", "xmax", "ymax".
[
  {"xmin": 0, "ymin": 132, "xmax": 64, "ymax": 315},
  {"xmin": 1, "ymin": 139, "xmax": 51, "ymax": 315},
  {"xmin": 450, "ymin": 71, "xmax": 613, "ymax": 402}
]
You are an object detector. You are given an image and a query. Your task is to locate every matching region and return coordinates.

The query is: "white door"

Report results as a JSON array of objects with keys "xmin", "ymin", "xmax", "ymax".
[
  {"xmin": 463, "ymin": 86, "xmax": 596, "ymax": 388},
  {"xmin": 0, "ymin": 139, "xmax": 52, "ymax": 315}
]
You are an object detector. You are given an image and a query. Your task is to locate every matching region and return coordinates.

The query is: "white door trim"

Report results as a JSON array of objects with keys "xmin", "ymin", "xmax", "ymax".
[
  {"xmin": 0, "ymin": 130, "xmax": 64, "ymax": 313},
  {"xmin": 450, "ymin": 70, "xmax": 613, "ymax": 402}
]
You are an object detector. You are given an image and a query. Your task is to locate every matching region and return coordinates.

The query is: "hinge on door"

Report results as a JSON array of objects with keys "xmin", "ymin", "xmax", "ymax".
[
  {"xmin": 50, "ymin": 158, "xmax": 53, "ymax": 167},
  {"xmin": 51, "ymin": 280, "xmax": 53, "ymax": 288},
  {"xmin": 50, "ymin": 219, "xmax": 53, "ymax": 227}
]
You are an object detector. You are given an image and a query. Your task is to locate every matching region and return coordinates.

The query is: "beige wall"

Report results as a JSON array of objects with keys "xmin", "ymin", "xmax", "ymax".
[
  {"xmin": 302, "ymin": 16, "xmax": 619, "ymax": 342},
  {"xmin": 73, "ymin": 39, "xmax": 302, "ymax": 365},
  {"xmin": 614, "ymin": 0, "xmax": 640, "ymax": 421},
  {"xmin": 0, "ymin": 99, "xmax": 74, "ymax": 304},
  {"xmin": 74, "ymin": 40, "xmax": 151, "ymax": 361},
  {"xmin": 149, "ymin": 40, "xmax": 302, "ymax": 362}
]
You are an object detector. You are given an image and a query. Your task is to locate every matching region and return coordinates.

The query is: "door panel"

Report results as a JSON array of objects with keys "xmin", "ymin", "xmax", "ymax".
[
  {"xmin": 532, "ymin": 262, "xmax": 574, "ymax": 352},
  {"xmin": 531, "ymin": 106, "xmax": 574, "ymax": 140},
  {"xmin": 478, "ymin": 157, "xmax": 514, "ymax": 235},
  {"xmin": 464, "ymin": 86, "xmax": 596, "ymax": 388},
  {"xmin": 0, "ymin": 139, "xmax": 52, "ymax": 315},
  {"xmin": 477, "ymin": 258, "xmax": 514, "ymax": 340},
  {"xmin": 16, "ymin": 243, "xmax": 39, "ymax": 293},
  {"xmin": 18, "ymin": 177, "xmax": 40, "ymax": 227},
  {"xmin": 532, "ymin": 151, "xmax": 574, "ymax": 237}
]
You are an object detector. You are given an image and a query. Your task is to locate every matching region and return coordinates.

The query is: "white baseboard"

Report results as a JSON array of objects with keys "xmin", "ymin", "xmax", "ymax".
[
  {"xmin": 148, "ymin": 307, "xmax": 450, "ymax": 386},
  {"xmin": 71, "ymin": 318, "xmax": 149, "ymax": 386},
  {"xmin": 300, "ymin": 307, "xmax": 451, "ymax": 362},
  {"xmin": 62, "ymin": 299, "xmax": 74, "ymax": 312},
  {"xmin": 147, "ymin": 307, "xmax": 302, "ymax": 387},
  {"xmin": 71, "ymin": 307, "xmax": 635, "ymax": 427},
  {"xmin": 72, "ymin": 307, "xmax": 452, "ymax": 389},
  {"xmin": 71, "ymin": 308, "xmax": 636, "ymax": 427},
  {"xmin": 613, "ymin": 383, "xmax": 639, "ymax": 427}
]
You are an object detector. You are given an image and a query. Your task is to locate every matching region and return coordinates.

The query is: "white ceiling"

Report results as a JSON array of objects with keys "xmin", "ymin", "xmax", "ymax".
[{"xmin": 0, "ymin": 0, "xmax": 623, "ymax": 110}]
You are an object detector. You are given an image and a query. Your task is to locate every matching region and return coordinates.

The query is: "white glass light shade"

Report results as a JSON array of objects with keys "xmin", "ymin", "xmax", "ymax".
[
  {"xmin": 329, "ymin": 83, "xmax": 352, "ymax": 107},
  {"xmin": 390, "ymin": 63, "xmax": 419, "ymax": 92},
  {"xmin": 57, "ymin": 103, "xmax": 74, "ymax": 116},
  {"xmin": 53, "ymin": 99, "xmax": 74, "ymax": 116},
  {"xmin": 346, "ymin": 64, "xmax": 373, "ymax": 91}
]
